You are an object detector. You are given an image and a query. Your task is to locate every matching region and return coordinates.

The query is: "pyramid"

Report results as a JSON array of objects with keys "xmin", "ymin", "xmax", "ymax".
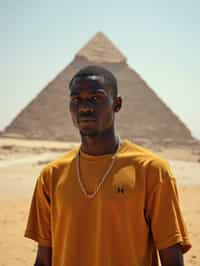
[
  {"xmin": 77, "ymin": 32, "xmax": 126, "ymax": 64},
  {"xmin": 4, "ymin": 32, "xmax": 195, "ymax": 145}
]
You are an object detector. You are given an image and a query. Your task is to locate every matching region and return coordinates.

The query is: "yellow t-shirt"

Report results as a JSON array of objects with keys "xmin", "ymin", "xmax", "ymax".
[{"xmin": 25, "ymin": 140, "xmax": 191, "ymax": 266}]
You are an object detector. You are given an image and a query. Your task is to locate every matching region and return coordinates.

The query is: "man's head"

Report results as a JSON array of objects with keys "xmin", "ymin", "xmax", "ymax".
[
  {"xmin": 69, "ymin": 65, "xmax": 118, "ymax": 98},
  {"xmin": 68, "ymin": 65, "xmax": 122, "ymax": 138}
]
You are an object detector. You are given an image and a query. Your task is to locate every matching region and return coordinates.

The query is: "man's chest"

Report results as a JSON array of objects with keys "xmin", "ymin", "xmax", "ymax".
[{"xmin": 52, "ymin": 162, "xmax": 146, "ymax": 220}]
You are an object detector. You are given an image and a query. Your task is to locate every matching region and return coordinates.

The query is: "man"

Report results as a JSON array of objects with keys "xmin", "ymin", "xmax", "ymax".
[{"xmin": 25, "ymin": 65, "xmax": 191, "ymax": 266}]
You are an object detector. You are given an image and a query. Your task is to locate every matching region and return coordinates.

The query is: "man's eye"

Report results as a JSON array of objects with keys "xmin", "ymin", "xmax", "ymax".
[
  {"xmin": 71, "ymin": 97, "xmax": 79, "ymax": 103},
  {"xmin": 91, "ymin": 96, "xmax": 98, "ymax": 102}
]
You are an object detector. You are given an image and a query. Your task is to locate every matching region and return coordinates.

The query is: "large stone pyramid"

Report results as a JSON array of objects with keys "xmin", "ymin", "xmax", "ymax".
[{"xmin": 4, "ymin": 32, "xmax": 195, "ymax": 145}]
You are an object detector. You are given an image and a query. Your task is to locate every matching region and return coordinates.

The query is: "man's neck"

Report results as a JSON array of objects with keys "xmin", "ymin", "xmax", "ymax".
[{"xmin": 80, "ymin": 133, "xmax": 119, "ymax": 156}]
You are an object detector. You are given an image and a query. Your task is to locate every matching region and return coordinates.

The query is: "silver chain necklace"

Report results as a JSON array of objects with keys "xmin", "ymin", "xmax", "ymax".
[{"xmin": 76, "ymin": 138, "xmax": 121, "ymax": 199}]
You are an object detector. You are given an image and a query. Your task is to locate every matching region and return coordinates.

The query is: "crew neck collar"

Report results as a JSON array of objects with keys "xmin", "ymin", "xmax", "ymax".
[{"xmin": 79, "ymin": 139, "xmax": 128, "ymax": 160}]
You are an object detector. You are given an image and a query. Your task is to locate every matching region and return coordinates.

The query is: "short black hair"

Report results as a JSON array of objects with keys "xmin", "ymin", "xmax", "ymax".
[{"xmin": 69, "ymin": 65, "xmax": 118, "ymax": 98}]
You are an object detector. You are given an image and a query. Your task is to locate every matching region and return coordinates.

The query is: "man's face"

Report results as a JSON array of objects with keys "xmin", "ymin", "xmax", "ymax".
[{"xmin": 69, "ymin": 76, "xmax": 120, "ymax": 137}]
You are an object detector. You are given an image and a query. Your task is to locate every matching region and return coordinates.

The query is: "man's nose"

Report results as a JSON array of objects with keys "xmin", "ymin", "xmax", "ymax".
[{"xmin": 78, "ymin": 100, "xmax": 94, "ymax": 113}]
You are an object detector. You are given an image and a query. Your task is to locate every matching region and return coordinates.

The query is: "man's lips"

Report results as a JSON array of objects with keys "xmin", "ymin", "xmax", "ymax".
[{"xmin": 77, "ymin": 116, "xmax": 96, "ymax": 123}]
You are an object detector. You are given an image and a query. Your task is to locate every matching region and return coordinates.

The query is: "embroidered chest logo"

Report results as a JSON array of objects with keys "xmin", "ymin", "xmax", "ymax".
[
  {"xmin": 113, "ymin": 183, "xmax": 134, "ymax": 197},
  {"xmin": 116, "ymin": 186, "xmax": 125, "ymax": 194}
]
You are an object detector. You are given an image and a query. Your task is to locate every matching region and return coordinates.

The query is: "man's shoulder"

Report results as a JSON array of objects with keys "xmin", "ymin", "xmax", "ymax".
[
  {"xmin": 41, "ymin": 146, "xmax": 79, "ymax": 176},
  {"xmin": 124, "ymin": 140, "xmax": 174, "ymax": 182},
  {"xmin": 123, "ymin": 139, "xmax": 167, "ymax": 165}
]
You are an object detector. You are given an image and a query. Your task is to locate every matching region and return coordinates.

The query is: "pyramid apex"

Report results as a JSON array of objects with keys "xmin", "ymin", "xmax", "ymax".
[
  {"xmin": 75, "ymin": 32, "xmax": 127, "ymax": 64},
  {"xmin": 94, "ymin": 31, "xmax": 106, "ymax": 36}
]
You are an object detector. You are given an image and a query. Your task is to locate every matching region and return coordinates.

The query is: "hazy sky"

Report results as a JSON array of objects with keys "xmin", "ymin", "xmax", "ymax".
[{"xmin": 1, "ymin": 0, "xmax": 200, "ymax": 139}]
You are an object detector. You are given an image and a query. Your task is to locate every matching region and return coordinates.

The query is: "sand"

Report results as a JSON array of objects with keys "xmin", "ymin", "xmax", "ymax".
[{"xmin": 0, "ymin": 138, "xmax": 199, "ymax": 265}]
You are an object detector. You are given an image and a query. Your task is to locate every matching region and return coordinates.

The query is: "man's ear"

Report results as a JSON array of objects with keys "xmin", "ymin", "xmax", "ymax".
[{"xmin": 113, "ymin": 96, "xmax": 122, "ymax": 112}]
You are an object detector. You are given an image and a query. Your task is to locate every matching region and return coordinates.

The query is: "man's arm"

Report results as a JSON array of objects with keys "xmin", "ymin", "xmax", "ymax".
[
  {"xmin": 159, "ymin": 244, "xmax": 184, "ymax": 266},
  {"xmin": 34, "ymin": 245, "xmax": 52, "ymax": 266}
]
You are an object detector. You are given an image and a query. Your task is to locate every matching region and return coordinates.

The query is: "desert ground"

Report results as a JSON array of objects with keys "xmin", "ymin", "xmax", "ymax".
[{"xmin": 0, "ymin": 137, "xmax": 200, "ymax": 265}]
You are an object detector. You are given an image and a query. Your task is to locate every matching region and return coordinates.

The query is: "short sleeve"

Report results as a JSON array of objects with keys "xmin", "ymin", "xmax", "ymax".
[
  {"xmin": 24, "ymin": 168, "xmax": 51, "ymax": 246},
  {"xmin": 146, "ymin": 160, "xmax": 191, "ymax": 253}
]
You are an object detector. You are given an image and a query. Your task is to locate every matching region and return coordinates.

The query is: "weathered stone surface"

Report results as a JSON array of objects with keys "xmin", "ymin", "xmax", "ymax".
[{"xmin": 4, "ymin": 32, "xmax": 196, "ymax": 145}]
